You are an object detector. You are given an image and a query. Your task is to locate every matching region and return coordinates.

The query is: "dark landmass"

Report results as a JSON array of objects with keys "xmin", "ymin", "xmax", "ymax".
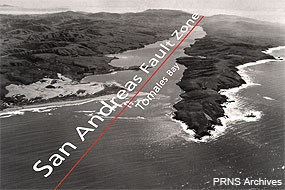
[
  {"xmin": 173, "ymin": 15, "xmax": 285, "ymax": 139},
  {"xmin": 0, "ymin": 4, "xmax": 15, "ymax": 8},
  {"xmin": 0, "ymin": 4, "xmax": 68, "ymax": 12},
  {"xmin": 0, "ymin": 9, "xmax": 192, "ymax": 109}
]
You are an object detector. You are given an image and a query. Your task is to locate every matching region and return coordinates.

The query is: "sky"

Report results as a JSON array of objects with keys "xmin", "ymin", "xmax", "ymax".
[{"xmin": 1, "ymin": 0, "xmax": 285, "ymax": 23}]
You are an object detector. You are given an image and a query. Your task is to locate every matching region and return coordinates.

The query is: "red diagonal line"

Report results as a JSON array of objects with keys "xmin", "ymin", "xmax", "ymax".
[{"xmin": 54, "ymin": 15, "xmax": 204, "ymax": 190}]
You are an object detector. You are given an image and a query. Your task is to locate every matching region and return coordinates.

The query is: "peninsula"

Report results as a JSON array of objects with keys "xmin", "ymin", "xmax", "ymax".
[{"xmin": 173, "ymin": 15, "xmax": 285, "ymax": 138}]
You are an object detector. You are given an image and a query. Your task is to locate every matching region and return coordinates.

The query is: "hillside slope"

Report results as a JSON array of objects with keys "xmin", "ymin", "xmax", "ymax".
[{"xmin": 0, "ymin": 9, "xmax": 192, "ymax": 109}]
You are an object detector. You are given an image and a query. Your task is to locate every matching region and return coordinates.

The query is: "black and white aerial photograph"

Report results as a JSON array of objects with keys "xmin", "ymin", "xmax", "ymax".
[{"xmin": 0, "ymin": 0, "xmax": 284, "ymax": 189}]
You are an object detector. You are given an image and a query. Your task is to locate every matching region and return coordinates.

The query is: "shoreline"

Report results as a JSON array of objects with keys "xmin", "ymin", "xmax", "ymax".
[
  {"xmin": 0, "ymin": 90, "xmax": 152, "ymax": 119},
  {"xmin": 0, "ymin": 92, "xmax": 118, "ymax": 119},
  {"xmin": 216, "ymin": 46, "xmax": 285, "ymax": 129},
  {"xmin": 191, "ymin": 46, "xmax": 284, "ymax": 142}
]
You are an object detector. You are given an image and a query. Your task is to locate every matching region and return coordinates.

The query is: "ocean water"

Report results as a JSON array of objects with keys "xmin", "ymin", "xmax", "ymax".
[{"xmin": 0, "ymin": 28, "xmax": 284, "ymax": 189}]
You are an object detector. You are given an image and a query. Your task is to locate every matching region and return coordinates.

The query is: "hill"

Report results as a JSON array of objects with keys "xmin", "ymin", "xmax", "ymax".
[{"xmin": 0, "ymin": 9, "xmax": 192, "ymax": 109}]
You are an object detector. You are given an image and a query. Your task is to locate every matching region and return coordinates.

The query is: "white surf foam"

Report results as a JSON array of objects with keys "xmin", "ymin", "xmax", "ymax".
[
  {"xmin": 100, "ymin": 116, "xmax": 146, "ymax": 120},
  {"xmin": 0, "ymin": 94, "xmax": 119, "ymax": 118},
  {"xmin": 263, "ymin": 46, "xmax": 285, "ymax": 55},
  {"xmin": 171, "ymin": 115, "xmax": 228, "ymax": 143},
  {"xmin": 0, "ymin": 91, "xmax": 153, "ymax": 119},
  {"xmin": 209, "ymin": 46, "xmax": 284, "ymax": 138},
  {"xmin": 263, "ymin": 96, "xmax": 276, "ymax": 101}
]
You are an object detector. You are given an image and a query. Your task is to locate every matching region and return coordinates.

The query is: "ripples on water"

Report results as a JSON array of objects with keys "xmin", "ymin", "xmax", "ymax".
[{"xmin": 1, "ymin": 30, "xmax": 284, "ymax": 189}]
